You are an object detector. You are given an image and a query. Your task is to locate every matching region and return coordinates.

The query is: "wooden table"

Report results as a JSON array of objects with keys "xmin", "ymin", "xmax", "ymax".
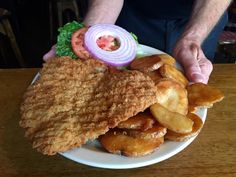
[{"xmin": 0, "ymin": 64, "xmax": 235, "ymax": 177}]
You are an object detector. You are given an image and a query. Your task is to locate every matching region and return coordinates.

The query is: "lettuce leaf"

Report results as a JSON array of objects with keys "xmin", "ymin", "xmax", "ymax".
[
  {"xmin": 130, "ymin": 32, "xmax": 139, "ymax": 43},
  {"xmin": 56, "ymin": 21, "xmax": 84, "ymax": 59}
]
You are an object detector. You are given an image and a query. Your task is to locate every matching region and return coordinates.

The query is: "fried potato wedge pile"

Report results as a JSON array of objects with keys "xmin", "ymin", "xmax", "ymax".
[
  {"xmin": 99, "ymin": 53, "xmax": 224, "ymax": 157},
  {"xmin": 99, "ymin": 112, "xmax": 166, "ymax": 157}
]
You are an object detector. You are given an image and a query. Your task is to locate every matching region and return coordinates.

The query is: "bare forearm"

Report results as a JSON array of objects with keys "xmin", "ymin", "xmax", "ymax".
[
  {"xmin": 181, "ymin": 0, "xmax": 232, "ymax": 44},
  {"xmin": 83, "ymin": 0, "xmax": 124, "ymax": 26}
]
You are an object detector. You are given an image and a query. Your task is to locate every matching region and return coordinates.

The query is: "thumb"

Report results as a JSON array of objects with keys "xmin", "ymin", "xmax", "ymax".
[
  {"xmin": 175, "ymin": 44, "xmax": 205, "ymax": 83},
  {"xmin": 185, "ymin": 61, "xmax": 205, "ymax": 83}
]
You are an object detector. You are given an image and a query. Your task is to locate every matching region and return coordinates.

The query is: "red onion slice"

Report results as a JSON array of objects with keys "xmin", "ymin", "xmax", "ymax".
[{"xmin": 84, "ymin": 24, "xmax": 137, "ymax": 67}]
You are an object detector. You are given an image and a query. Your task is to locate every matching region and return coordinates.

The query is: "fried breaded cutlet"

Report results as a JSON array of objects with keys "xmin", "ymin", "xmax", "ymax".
[{"xmin": 20, "ymin": 57, "xmax": 157, "ymax": 155}]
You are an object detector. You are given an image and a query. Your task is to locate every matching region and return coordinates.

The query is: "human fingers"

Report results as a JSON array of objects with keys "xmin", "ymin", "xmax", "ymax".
[
  {"xmin": 197, "ymin": 50, "xmax": 213, "ymax": 84},
  {"xmin": 43, "ymin": 45, "xmax": 56, "ymax": 62},
  {"xmin": 173, "ymin": 43, "xmax": 205, "ymax": 83}
]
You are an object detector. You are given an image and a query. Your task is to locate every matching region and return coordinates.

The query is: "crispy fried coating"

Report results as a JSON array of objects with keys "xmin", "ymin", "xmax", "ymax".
[
  {"xmin": 20, "ymin": 57, "xmax": 157, "ymax": 155},
  {"xmin": 155, "ymin": 79, "xmax": 188, "ymax": 115},
  {"xmin": 99, "ymin": 129, "xmax": 164, "ymax": 157},
  {"xmin": 187, "ymin": 83, "xmax": 224, "ymax": 112},
  {"xmin": 159, "ymin": 64, "xmax": 189, "ymax": 88},
  {"xmin": 117, "ymin": 112, "xmax": 155, "ymax": 131},
  {"xmin": 165, "ymin": 113, "xmax": 203, "ymax": 141}
]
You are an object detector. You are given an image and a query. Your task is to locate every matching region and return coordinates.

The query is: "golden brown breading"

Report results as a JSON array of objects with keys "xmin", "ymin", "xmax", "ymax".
[{"xmin": 20, "ymin": 57, "xmax": 157, "ymax": 155}]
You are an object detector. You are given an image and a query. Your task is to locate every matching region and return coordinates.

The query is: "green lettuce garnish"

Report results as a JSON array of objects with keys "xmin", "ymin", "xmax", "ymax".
[
  {"xmin": 117, "ymin": 66, "xmax": 129, "ymax": 70},
  {"xmin": 56, "ymin": 21, "xmax": 84, "ymax": 59},
  {"xmin": 130, "ymin": 32, "xmax": 138, "ymax": 43}
]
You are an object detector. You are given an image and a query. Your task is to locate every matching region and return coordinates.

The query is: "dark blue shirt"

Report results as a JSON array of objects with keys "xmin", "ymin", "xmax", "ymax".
[
  {"xmin": 117, "ymin": 0, "xmax": 227, "ymax": 60},
  {"xmin": 126, "ymin": 0, "xmax": 194, "ymax": 19}
]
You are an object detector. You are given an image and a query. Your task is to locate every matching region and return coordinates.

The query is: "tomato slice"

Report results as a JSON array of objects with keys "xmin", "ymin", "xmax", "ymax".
[
  {"xmin": 71, "ymin": 27, "xmax": 92, "ymax": 60},
  {"xmin": 96, "ymin": 35, "xmax": 120, "ymax": 51}
]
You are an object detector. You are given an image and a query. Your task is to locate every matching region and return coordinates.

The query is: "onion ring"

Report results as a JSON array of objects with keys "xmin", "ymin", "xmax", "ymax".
[{"xmin": 84, "ymin": 24, "xmax": 137, "ymax": 67}]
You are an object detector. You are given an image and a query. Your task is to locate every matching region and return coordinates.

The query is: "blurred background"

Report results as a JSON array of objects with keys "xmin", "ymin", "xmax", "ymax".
[{"xmin": 0, "ymin": 0, "xmax": 235, "ymax": 68}]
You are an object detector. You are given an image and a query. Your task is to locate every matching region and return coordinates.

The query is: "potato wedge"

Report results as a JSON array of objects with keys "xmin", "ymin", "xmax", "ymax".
[
  {"xmin": 126, "ymin": 123, "xmax": 167, "ymax": 140},
  {"xmin": 165, "ymin": 113, "xmax": 203, "ymax": 141},
  {"xmin": 157, "ymin": 54, "xmax": 176, "ymax": 66},
  {"xmin": 145, "ymin": 70, "xmax": 163, "ymax": 84},
  {"xmin": 159, "ymin": 64, "xmax": 189, "ymax": 88},
  {"xmin": 117, "ymin": 112, "xmax": 155, "ymax": 131},
  {"xmin": 99, "ymin": 129, "xmax": 164, "ymax": 157},
  {"xmin": 130, "ymin": 55, "xmax": 164, "ymax": 72},
  {"xmin": 150, "ymin": 103, "xmax": 193, "ymax": 133},
  {"xmin": 187, "ymin": 83, "xmax": 224, "ymax": 112},
  {"xmin": 155, "ymin": 78, "xmax": 188, "ymax": 115}
]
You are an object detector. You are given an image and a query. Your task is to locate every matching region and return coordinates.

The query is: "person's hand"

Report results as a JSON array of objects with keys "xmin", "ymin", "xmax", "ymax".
[
  {"xmin": 173, "ymin": 38, "xmax": 213, "ymax": 84},
  {"xmin": 43, "ymin": 45, "xmax": 56, "ymax": 62}
]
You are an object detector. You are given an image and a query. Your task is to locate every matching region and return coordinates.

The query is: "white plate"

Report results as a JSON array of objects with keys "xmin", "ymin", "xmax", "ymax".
[{"xmin": 33, "ymin": 45, "xmax": 207, "ymax": 169}]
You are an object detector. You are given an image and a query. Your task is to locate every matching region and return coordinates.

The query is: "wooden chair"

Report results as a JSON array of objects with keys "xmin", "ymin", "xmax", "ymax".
[
  {"xmin": 0, "ymin": 8, "xmax": 26, "ymax": 67},
  {"xmin": 49, "ymin": 0, "xmax": 81, "ymax": 42},
  {"xmin": 218, "ymin": 31, "xmax": 236, "ymax": 63},
  {"xmin": 217, "ymin": 3, "xmax": 236, "ymax": 63}
]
